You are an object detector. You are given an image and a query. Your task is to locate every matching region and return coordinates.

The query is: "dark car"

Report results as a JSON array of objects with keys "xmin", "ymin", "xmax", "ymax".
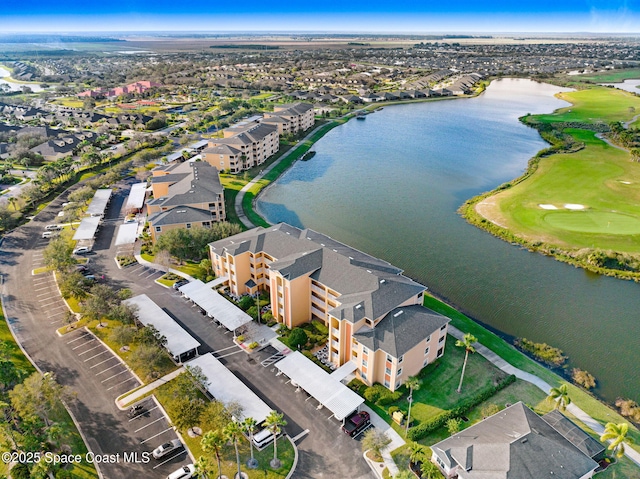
[
  {"xmin": 173, "ymin": 279, "xmax": 189, "ymax": 290},
  {"xmin": 342, "ymin": 411, "xmax": 371, "ymax": 437}
]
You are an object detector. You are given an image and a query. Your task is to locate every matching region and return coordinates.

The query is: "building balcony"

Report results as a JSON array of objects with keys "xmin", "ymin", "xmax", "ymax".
[{"xmin": 311, "ymin": 305, "xmax": 325, "ymax": 318}]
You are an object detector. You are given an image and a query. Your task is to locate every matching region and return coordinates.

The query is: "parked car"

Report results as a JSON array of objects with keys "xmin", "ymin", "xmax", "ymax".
[
  {"xmin": 173, "ymin": 279, "xmax": 189, "ymax": 290},
  {"xmin": 42, "ymin": 231, "xmax": 59, "ymax": 239},
  {"xmin": 74, "ymin": 264, "xmax": 88, "ymax": 272},
  {"xmin": 342, "ymin": 411, "xmax": 371, "ymax": 438},
  {"xmin": 166, "ymin": 463, "xmax": 194, "ymax": 479},
  {"xmin": 45, "ymin": 224, "xmax": 63, "ymax": 231},
  {"xmin": 153, "ymin": 439, "xmax": 183, "ymax": 459},
  {"xmin": 83, "ymin": 275, "xmax": 96, "ymax": 282},
  {"xmin": 73, "ymin": 246, "xmax": 92, "ymax": 255}
]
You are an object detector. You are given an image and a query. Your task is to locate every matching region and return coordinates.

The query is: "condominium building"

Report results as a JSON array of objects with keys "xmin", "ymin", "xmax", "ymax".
[
  {"xmin": 209, "ymin": 224, "xmax": 449, "ymax": 391},
  {"xmin": 262, "ymin": 103, "xmax": 315, "ymax": 135},
  {"xmin": 147, "ymin": 161, "xmax": 225, "ymax": 243},
  {"xmin": 203, "ymin": 122, "xmax": 279, "ymax": 173}
]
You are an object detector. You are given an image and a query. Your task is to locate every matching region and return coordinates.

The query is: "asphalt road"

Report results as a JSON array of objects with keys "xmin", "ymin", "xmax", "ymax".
[{"xmin": 1, "ymin": 175, "xmax": 375, "ymax": 479}]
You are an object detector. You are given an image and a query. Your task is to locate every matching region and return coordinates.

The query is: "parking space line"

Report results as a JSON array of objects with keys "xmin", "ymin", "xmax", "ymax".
[
  {"xmin": 72, "ymin": 339, "xmax": 95, "ymax": 350},
  {"xmin": 129, "ymin": 405, "xmax": 158, "ymax": 421},
  {"xmin": 77, "ymin": 345, "xmax": 102, "ymax": 356},
  {"xmin": 37, "ymin": 291, "xmax": 56, "ymax": 297},
  {"xmin": 216, "ymin": 349, "xmax": 243, "ymax": 359},
  {"xmin": 101, "ymin": 369, "xmax": 128, "ymax": 382},
  {"xmin": 90, "ymin": 357, "xmax": 118, "ymax": 369},
  {"xmin": 48, "ymin": 310, "xmax": 66, "ymax": 317},
  {"xmin": 38, "ymin": 296, "xmax": 58, "ymax": 302},
  {"xmin": 47, "ymin": 304, "xmax": 67, "ymax": 310},
  {"xmin": 135, "ymin": 416, "xmax": 165, "ymax": 433},
  {"xmin": 49, "ymin": 319, "xmax": 63, "ymax": 325},
  {"xmin": 34, "ymin": 286, "xmax": 51, "ymax": 292},
  {"xmin": 138, "ymin": 268, "xmax": 151, "ymax": 276},
  {"xmin": 140, "ymin": 427, "xmax": 173, "ymax": 444},
  {"xmin": 152, "ymin": 450, "xmax": 187, "ymax": 469},
  {"xmin": 83, "ymin": 350, "xmax": 110, "ymax": 362},
  {"xmin": 106, "ymin": 376, "xmax": 137, "ymax": 391},
  {"xmin": 67, "ymin": 334, "xmax": 90, "ymax": 344}
]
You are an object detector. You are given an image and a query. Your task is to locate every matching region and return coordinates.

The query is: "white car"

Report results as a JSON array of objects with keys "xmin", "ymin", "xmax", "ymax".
[
  {"xmin": 42, "ymin": 231, "xmax": 59, "ymax": 239},
  {"xmin": 73, "ymin": 246, "xmax": 91, "ymax": 255},
  {"xmin": 45, "ymin": 224, "xmax": 63, "ymax": 231},
  {"xmin": 153, "ymin": 439, "xmax": 182, "ymax": 459},
  {"xmin": 166, "ymin": 463, "xmax": 195, "ymax": 479}
]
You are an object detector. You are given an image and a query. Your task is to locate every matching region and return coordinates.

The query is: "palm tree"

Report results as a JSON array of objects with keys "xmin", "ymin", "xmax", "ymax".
[
  {"xmin": 7, "ymin": 197, "xmax": 17, "ymax": 212},
  {"xmin": 455, "ymin": 333, "xmax": 477, "ymax": 393},
  {"xmin": 242, "ymin": 417, "xmax": 258, "ymax": 469},
  {"xmin": 600, "ymin": 422, "xmax": 632, "ymax": 458},
  {"xmin": 405, "ymin": 376, "xmax": 421, "ymax": 436},
  {"xmin": 547, "ymin": 384, "xmax": 571, "ymax": 411},
  {"xmin": 201, "ymin": 429, "xmax": 225, "ymax": 479},
  {"xmin": 263, "ymin": 410, "xmax": 287, "ymax": 469},
  {"xmin": 407, "ymin": 441, "xmax": 427, "ymax": 467},
  {"xmin": 223, "ymin": 421, "xmax": 243, "ymax": 479}
]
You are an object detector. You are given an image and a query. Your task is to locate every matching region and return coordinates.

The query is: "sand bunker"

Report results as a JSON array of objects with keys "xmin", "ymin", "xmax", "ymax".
[
  {"xmin": 539, "ymin": 204, "xmax": 558, "ymax": 210},
  {"xmin": 620, "ymin": 181, "xmax": 632, "ymax": 184},
  {"xmin": 564, "ymin": 204, "xmax": 586, "ymax": 210}
]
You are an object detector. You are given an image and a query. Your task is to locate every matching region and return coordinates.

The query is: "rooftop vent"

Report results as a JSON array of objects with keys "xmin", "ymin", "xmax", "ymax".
[
  {"xmin": 394, "ymin": 310, "xmax": 403, "ymax": 317},
  {"xmin": 380, "ymin": 279, "xmax": 386, "ymax": 284},
  {"xmin": 355, "ymin": 304, "xmax": 362, "ymax": 309}
]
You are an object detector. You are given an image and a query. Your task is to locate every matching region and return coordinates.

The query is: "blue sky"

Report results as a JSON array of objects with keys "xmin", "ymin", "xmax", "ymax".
[{"xmin": 1, "ymin": 0, "xmax": 639, "ymax": 33}]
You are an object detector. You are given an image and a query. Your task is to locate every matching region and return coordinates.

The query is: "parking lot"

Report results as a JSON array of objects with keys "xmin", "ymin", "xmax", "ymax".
[{"xmin": 64, "ymin": 329, "xmax": 192, "ymax": 476}]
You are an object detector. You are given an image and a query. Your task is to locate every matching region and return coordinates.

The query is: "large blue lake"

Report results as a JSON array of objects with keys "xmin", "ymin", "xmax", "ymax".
[{"xmin": 257, "ymin": 78, "xmax": 640, "ymax": 404}]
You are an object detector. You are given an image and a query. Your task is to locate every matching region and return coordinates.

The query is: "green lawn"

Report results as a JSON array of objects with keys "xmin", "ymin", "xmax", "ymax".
[
  {"xmin": 485, "ymin": 129, "xmax": 640, "ymax": 252},
  {"xmin": 51, "ymin": 97, "xmax": 84, "ymax": 108},
  {"xmin": 533, "ymin": 87, "xmax": 640, "ymax": 124},
  {"xmin": 422, "ymin": 294, "xmax": 640, "ymax": 455},
  {"xmin": 576, "ymin": 68, "xmax": 640, "ymax": 83}
]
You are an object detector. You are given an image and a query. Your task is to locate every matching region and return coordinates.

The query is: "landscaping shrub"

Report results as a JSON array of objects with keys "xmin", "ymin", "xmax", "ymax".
[
  {"xmin": 348, "ymin": 378, "xmax": 368, "ymax": 395},
  {"xmin": 388, "ymin": 406, "xmax": 400, "ymax": 416},
  {"xmin": 407, "ymin": 375, "xmax": 516, "ymax": 441},
  {"xmin": 514, "ymin": 338, "xmax": 567, "ymax": 367},
  {"xmin": 615, "ymin": 398, "xmax": 640, "ymax": 422},
  {"xmin": 571, "ymin": 368, "xmax": 596, "ymax": 390},
  {"xmin": 363, "ymin": 383, "xmax": 403, "ymax": 406},
  {"xmin": 289, "ymin": 327, "xmax": 308, "ymax": 350}
]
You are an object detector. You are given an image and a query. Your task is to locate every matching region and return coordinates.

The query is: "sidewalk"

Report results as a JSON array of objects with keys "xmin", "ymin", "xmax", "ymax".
[
  {"xmin": 361, "ymin": 404, "xmax": 405, "ymax": 477},
  {"xmin": 448, "ymin": 326, "xmax": 640, "ymax": 467},
  {"xmin": 116, "ymin": 367, "xmax": 185, "ymax": 409}
]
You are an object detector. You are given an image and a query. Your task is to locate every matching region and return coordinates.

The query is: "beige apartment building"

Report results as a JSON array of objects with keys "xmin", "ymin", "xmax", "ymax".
[
  {"xmin": 147, "ymin": 161, "xmax": 225, "ymax": 243},
  {"xmin": 209, "ymin": 224, "xmax": 449, "ymax": 391},
  {"xmin": 262, "ymin": 103, "xmax": 315, "ymax": 135},
  {"xmin": 203, "ymin": 122, "xmax": 279, "ymax": 173}
]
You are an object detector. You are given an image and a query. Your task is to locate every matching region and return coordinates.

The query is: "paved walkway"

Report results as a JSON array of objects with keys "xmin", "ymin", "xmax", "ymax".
[
  {"xmin": 361, "ymin": 404, "xmax": 405, "ymax": 477},
  {"xmin": 448, "ymin": 326, "xmax": 640, "ymax": 467},
  {"xmin": 234, "ymin": 121, "xmax": 339, "ymax": 229},
  {"xmin": 116, "ymin": 367, "xmax": 185, "ymax": 409}
]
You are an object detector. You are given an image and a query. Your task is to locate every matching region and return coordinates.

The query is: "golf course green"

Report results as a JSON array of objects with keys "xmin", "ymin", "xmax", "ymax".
[{"xmin": 465, "ymin": 85, "xmax": 640, "ymax": 274}]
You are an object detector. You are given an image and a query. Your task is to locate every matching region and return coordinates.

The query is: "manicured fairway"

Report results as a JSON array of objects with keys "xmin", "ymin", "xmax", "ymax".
[
  {"xmin": 576, "ymin": 68, "xmax": 640, "ymax": 83},
  {"xmin": 532, "ymin": 87, "xmax": 640, "ymax": 125},
  {"xmin": 473, "ymin": 85, "xmax": 640, "ymax": 255}
]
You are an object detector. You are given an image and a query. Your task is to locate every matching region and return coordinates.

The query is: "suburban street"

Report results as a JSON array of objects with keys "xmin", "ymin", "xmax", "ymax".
[{"xmin": 0, "ymin": 176, "xmax": 374, "ymax": 479}]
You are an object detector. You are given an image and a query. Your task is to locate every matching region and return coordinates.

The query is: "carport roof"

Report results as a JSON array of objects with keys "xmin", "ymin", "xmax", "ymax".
[
  {"xmin": 124, "ymin": 183, "xmax": 146, "ymax": 211},
  {"xmin": 72, "ymin": 216, "xmax": 101, "ymax": 241},
  {"xmin": 86, "ymin": 188, "xmax": 112, "ymax": 217},
  {"xmin": 187, "ymin": 353, "xmax": 272, "ymax": 425},
  {"xmin": 114, "ymin": 222, "xmax": 138, "ymax": 245},
  {"xmin": 178, "ymin": 280, "xmax": 251, "ymax": 331},
  {"xmin": 275, "ymin": 351, "xmax": 364, "ymax": 421},
  {"xmin": 124, "ymin": 294, "xmax": 200, "ymax": 361}
]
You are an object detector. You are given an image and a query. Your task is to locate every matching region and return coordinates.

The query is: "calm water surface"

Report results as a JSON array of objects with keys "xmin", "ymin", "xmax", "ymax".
[
  {"xmin": 601, "ymin": 78, "xmax": 640, "ymax": 94},
  {"xmin": 0, "ymin": 65, "xmax": 44, "ymax": 92},
  {"xmin": 257, "ymin": 78, "xmax": 640, "ymax": 404}
]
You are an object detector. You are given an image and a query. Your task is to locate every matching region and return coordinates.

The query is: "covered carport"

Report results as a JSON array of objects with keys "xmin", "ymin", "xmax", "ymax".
[
  {"xmin": 124, "ymin": 294, "xmax": 200, "ymax": 363},
  {"xmin": 72, "ymin": 216, "xmax": 101, "ymax": 242},
  {"xmin": 178, "ymin": 280, "xmax": 252, "ymax": 336},
  {"xmin": 187, "ymin": 353, "xmax": 273, "ymax": 424},
  {"xmin": 124, "ymin": 182, "xmax": 147, "ymax": 214},
  {"xmin": 275, "ymin": 351, "xmax": 364, "ymax": 421},
  {"xmin": 86, "ymin": 188, "xmax": 112, "ymax": 217}
]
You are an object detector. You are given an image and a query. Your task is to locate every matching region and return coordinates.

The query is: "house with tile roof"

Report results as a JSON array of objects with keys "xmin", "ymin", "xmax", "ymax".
[
  {"xmin": 147, "ymin": 161, "xmax": 225, "ymax": 243},
  {"xmin": 209, "ymin": 223, "xmax": 450, "ymax": 391},
  {"xmin": 431, "ymin": 402, "xmax": 599, "ymax": 479}
]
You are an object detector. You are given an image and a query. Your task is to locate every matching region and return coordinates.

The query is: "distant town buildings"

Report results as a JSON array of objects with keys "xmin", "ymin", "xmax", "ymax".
[
  {"xmin": 78, "ymin": 81, "xmax": 163, "ymax": 99},
  {"xmin": 209, "ymin": 223, "xmax": 450, "ymax": 391}
]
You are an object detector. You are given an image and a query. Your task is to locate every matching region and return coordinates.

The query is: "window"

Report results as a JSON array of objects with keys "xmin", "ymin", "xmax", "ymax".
[
  {"xmin": 437, "ymin": 347, "xmax": 444, "ymax": 357},
  {"xmin": 395, "ymin": 381, "xmax": 402, "ymax": 389},
  {"xmin": 440, "ymin": 324, "xmax": 447, "ymax": 331},
  {"xmin": 384, "ymin": 380, "xmax": 390, "ymax": 388},
  {"xmin": 386, "ymin": 354, "xmax": 392, "ymax": 362},
  {"xmin": 423, "ymin": 358, "xmax": 429, "ymax": 367},
  {"xmin": 439, "ymin": 336, "xmax": 445, "ymax": 343},
  {"xmin": 155, "ymin": 226, "xmax": 161, "ymax": 232},
  {"xmin": 398, "ymin": 355, "xmax": 404, "ymax": 364},
  {"xmin": 202, "ymin": 221, "xmax": 210, "ymax": 227},
  {"xmin": 425, "ymin": 335, "xmax": 431, "ymax": 343},
  {"xmin": 385, "ymin": 367, "xmax": 391, "ymax": 375},
  {"xmin": 397, "ymin": 368, "xmax": 402, "ymax": 377},
  {"xmin": 362, "ymin": 346, "xmax": 368, "ymax": 355},
  {"xmin": 424, "ymin": 347, "xmax": 430, "ymax": 356},
  {"xmin": 186, "ymin": 223, "xmax": 192, "ymax": 229},
  {"xmin": 362, "ymin": 359, "xmax": 368, "ymax": 367}
]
